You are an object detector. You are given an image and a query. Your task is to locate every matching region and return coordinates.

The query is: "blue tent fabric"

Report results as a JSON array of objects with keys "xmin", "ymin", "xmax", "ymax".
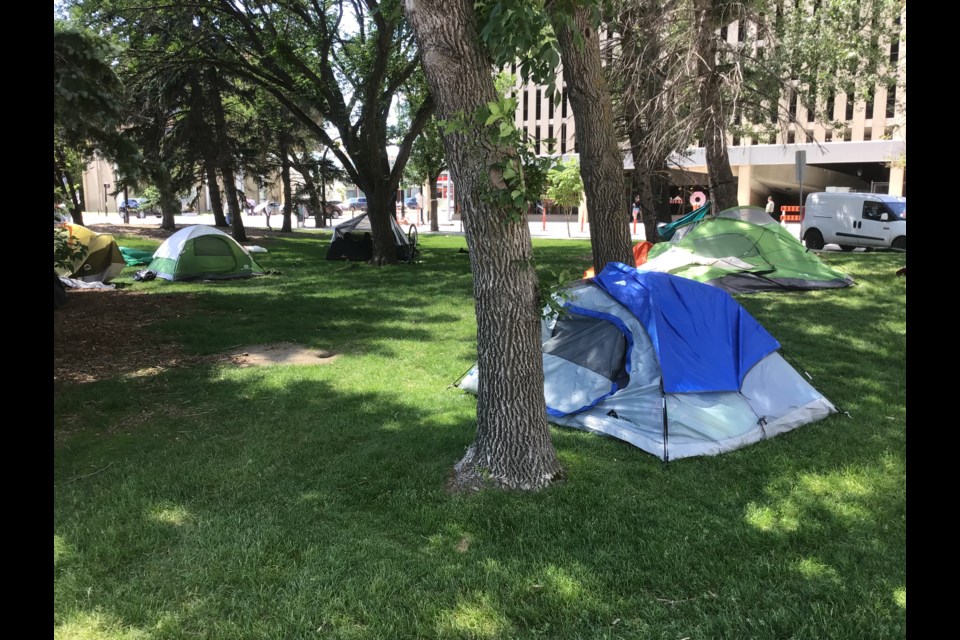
[{"xmin": 592, "ymin": 264, "xmax": 780, "ymax": 393}]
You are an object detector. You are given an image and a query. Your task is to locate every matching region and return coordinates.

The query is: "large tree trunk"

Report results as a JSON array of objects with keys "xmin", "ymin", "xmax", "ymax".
[
  {"xmin": 405, "ymin": 0, "xmax": 562, "ymax": 492},
  {"xmin": 693, "ymin": 0, "xmax": 739, "ymax": 211},
  {"xmin": 548, "ymin": 3, "xmax": 634, "ymax": 273}
]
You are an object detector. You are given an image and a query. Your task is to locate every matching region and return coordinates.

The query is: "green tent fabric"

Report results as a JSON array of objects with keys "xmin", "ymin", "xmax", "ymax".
[
  {"xmin": 119, "ymin": 247, "xmax": 155, "ymax": 266},
  {"xmin": 147, "ymin": 225, "xmax": 265, "ymax": 281},
  {"xmin": 639, "ymin": 206, "xmax": 854, "ymax": 293}
]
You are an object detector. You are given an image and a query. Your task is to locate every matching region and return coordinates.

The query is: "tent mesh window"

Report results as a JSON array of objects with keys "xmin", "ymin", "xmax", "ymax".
[
  {"xmin": 543, "ymin": 314, "xmax": 630, "ymax": 389},
  {"xmin": 194, "ymin": 236, "xmax": 234, "ymax": 256}
]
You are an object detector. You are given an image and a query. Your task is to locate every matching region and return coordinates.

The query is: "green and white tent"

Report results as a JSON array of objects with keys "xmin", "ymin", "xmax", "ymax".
[
  {"xmin": 638, "ymin": 206, "xmax": 854, "ymax": 293},
  {"xmin": 147, "ymin": 225, "xmax": 265, "ymax": 281}
]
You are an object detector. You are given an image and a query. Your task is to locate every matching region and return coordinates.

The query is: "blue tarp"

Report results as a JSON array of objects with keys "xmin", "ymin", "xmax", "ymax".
[{"xmin": 592, "ymin": 264, "xmax": 780, "ymax": 393}]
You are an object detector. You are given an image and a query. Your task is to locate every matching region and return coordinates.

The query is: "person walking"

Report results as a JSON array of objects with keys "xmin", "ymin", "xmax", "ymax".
[{"xmin": 765, "ymin": 195, "xmax": 776, "ymax": 216}]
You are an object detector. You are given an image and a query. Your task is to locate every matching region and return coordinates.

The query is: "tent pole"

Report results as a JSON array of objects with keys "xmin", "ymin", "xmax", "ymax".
[{"xmin": 660, "ymin": 380, "xmax": 670, "ymax": 464}]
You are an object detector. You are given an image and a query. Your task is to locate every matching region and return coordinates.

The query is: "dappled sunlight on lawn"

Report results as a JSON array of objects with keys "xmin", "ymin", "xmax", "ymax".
[
  {"xmin": 894, "ymin": 587, "xmax": 906, "ymax": 609},
  {"xmin": 794, "ymin": 557, "xmax": 842, "ymax": 585},
  {"xmin": 745, "ymin": 469, "xmax": 877, "ymax": 534},
  {"xmin": 148, "ymin": 501, "xmax": 193, "ymax": 527},
  {"xmin": 55, "ymin": 610, "xmax": 150, "ymax": 640},
  {"xmin": 436, "ymin": 592, "xmax": 510, "ymax": 638}
]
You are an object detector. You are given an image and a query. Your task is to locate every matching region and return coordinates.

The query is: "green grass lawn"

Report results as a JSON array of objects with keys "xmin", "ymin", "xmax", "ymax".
[{"xmin": 54, "ymin": 231, "xmax": 906, "ymax": 640}]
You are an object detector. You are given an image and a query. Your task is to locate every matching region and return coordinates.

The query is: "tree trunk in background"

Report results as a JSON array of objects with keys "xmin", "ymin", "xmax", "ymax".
[
  {"xmin": 280, "ymin": 135, "xmax": 294, "ymax": 232},
  {"xmin": 429, "ymin": 170, "xmax": 441, "ymax": 232},
  {"xmin": 548, "ymin": 3, "xmax": 634, "ymax": 272},
  {"xmin": 55, "ymin": 145, "xmax": 85, "ymax": 226},
  {"xmin": 693, "ymin": 0, "xmax": 738, "ymax": 211},
  {"xmin": 155, "ymin": 166, "xmax": 178, "ymax": 231},
  {"xmin": 221, "ymin": 165, "xmax": 246, "ymax": 243},
  {"xmin": 405, "ymin": 0, "xmax": 562, "ymax": 492},
  {"xmin": 206, "ymin": 67, "xmax": 246, "ymax": 242},
  {"xmin": 205, "ymin": 162, "xmax": 227, "ymax": 227}
]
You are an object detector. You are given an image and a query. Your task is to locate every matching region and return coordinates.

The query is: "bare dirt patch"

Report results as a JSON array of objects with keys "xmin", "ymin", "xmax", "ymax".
[{"xmin": 221, "ymin": 343, "xmax": 338, "ymax": 368}]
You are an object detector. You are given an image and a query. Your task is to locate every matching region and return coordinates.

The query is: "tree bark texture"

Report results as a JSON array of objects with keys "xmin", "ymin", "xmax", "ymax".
[
  {"xmin": 693, "ymin": 0, "xmax": 738, "ymax": 211},
  {"xmin": 549, "ymin": 4, "xmax": 634, "ymax": 272},
  {"xmin": 405, "ymin": 0, "xmax": 563, "ymax": 492}
]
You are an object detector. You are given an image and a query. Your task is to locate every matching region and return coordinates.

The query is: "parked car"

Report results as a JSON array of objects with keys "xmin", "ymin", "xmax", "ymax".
[
  {"xmin": 118, "ymin": 198, "xmax": 141, "ymax": 215},
  {"xmin": 345, "ymin": 196, "xmax": 367, "ymax": 212},
  {"xmin": 404, "ymin": 196, "xmax": 420, "ymax": 209},
  {"xmin": 119, "ymin": 198, "xmax": 161, "ymax": 218},
  {"xmin": 324, "ymin": 200, "xmax": 343, "ymax": 217}
]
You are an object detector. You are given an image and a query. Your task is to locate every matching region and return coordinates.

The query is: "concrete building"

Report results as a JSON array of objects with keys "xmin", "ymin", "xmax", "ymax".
[{"xmin": 507, "ymin": 7, "xmax": 906, "ymax": 215}]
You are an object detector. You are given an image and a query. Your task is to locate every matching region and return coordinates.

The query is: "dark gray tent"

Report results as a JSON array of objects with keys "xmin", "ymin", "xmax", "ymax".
[{"xmin": 326, "ymin": 213, "xmax": 415, "ymax": 262}]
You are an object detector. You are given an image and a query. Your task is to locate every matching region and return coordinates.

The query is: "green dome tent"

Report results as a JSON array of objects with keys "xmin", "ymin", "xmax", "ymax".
[
  {"xmin": 639, "ymin": 206, "xmax": 854, "ymax": 293},
  {"xmin": 147, "ymin": 226, "xmax": 265, "ymax": 281}
]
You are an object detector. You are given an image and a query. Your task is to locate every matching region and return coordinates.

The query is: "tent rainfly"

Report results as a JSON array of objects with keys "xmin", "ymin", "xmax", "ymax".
[
  {"xmin": 636, "ymin": 206, "xmax": 854, "ymax": 293},
  {"xmin": 55, "ymin": 223, "xmax": 125, "ymax": 283},
  {"xmin": 459, "ymin": 265, "xmax": 837, "ymax": 461},
  {"xmin": 147, "ymin": 225, "xmax": 265, "ymax": 281},
  {"xmin": 326, "ymin": 213, "xmax": 414, "ymax": 262}
]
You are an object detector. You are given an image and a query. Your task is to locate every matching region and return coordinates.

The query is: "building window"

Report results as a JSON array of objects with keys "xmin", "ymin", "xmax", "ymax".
[
  {"xmin": 548, "ymin": 94, "xmax": 554, "ymax": 120},
  {"xmin": 535, "ymin": 126, "xmax": 541, "ymax": 154},
  {"xmin": 560, "ymin": 124, "xmax": 567, "ymax": 154},
  {"xmin": 865, "ymin": 90, "xmax": 874, "ymax": 119},
  {"xmin": 720, "ymin": 24, "xmax": 728, "ymax": 41},
  {"xmin": 845, "ymin": 95, "xmax": 854, "ymax": 121},
  {"xmin": 789, "ymin": 92, "xmax": 798, "ymax": 119},
  {"xmin": 863, "ymin": 127, "xmax": 872, "ymax": 141},
  {"xmin": 825, "ymin": 129, "xmax": 833, "ymax": 142},
  {"xmin": 561, "ymin": 88, "xmax": 568, "ymax": 119},
  {"xmin": 889, "ymin": 39, "xmax": 900, "ymax": 65},
  {"xmin": 886, "ymin": 85, "xmax": 897, "ymax": 118},
  {"xmin": 732, "ymin": 134, "xmax": 740, "ymax": 146},
  {"xmin": 535, "ymin": 89, "xmax": 541, "ymax": 120},
  {"xmin": 523, "ymin": 90, "xmax": 529, "ymax": 122},
  {"xmin": 547, "ymin": 124, "xmax": 554, "ymax": 153},
  {"xmin": 843, "ymin": 128, "xmax": 852, "ymax": 141},
  {"xmin": 787, "ymin": 131, "xmax": 795, "ymax": 144},
  {"xmin": 807, "ymin": 103, "xmax": 815, "ymax": 123},
  {"xmin": 737, "ymin": 20, "xmax": 746, "ymax": 42},
  {"xmin": 826, "ymin": 93, "xmax": 835, "ymax": 120}
]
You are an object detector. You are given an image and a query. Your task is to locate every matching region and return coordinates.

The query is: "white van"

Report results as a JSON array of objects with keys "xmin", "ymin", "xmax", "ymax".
[{"xmin": 801, "ymin": 192, "xmax": 906, "ymax": 251}]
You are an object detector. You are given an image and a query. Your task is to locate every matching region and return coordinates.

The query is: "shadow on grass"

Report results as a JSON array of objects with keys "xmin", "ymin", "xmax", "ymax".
[{"xmin": 54, "ymin": 344, "xmax": 905, "ymax": 638}]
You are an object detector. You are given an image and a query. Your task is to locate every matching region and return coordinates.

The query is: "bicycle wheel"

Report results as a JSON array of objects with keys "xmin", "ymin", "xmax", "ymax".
[{"xmin": 407, "ymin": 224, "xmax": 419, "ymax": 260}]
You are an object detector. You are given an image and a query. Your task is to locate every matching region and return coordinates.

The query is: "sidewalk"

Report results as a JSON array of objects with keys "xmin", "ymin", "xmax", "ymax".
[{"xmin": 88, "ymin": 209, "xmax": 802, "ymax": 243}]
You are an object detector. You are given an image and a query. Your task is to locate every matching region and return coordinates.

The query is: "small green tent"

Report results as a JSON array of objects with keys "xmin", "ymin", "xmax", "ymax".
[
  {"xmin": 639, "ymin": 206, "xmax": 854, "ymax": 293},
  {"xmin": 147, "ymin": 225, "xmax": 265, "ymax": 281}
]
